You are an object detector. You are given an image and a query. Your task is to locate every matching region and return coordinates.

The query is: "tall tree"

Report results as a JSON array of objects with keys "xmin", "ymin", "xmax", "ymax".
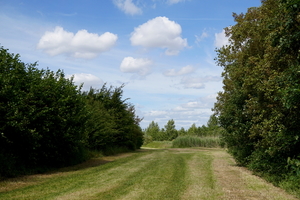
[
  {"xmin": 144, "ymin": 121, "xmax": 160, "ymax": 141},
  {"xmin": 214, "ymin": 0, "xmax": 300, "ymax": 175},
  {"xmin": 164, "ymin": 119, "xmax": 178, "ymax": 141},
  {"xmin": 0, "ymin": 47, "xmax": 89, "ymax": 176},
  {"xmin": 83, "ymin": 84, "xmax": 143, "ymax": 152}
]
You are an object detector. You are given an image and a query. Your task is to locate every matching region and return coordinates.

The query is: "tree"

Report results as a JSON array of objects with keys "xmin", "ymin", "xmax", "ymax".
[
  {"xmin": 178, "ymin": 127, "xmax": 187, "ymax": 136},
  {"xmin": 187, "ymin": 123, "xmax": 198, "ymax": 135},
  {"xmin": 214, "ymin": 0, "xmax": 300, "ymax": 175},
  {"xmin": 164, "ymin": 119, "xmax": 178, "ymax": 141},
  {"xmin": 83, "ymin": 84, "xmax": 143, "ymax": 152},
  {"xmin": 144, "ymin": 121, "xmax": 160, "ymax": 141},
  {"xmin": 0, "ymin": 46, "xmax": 89, "ymax": 176}
]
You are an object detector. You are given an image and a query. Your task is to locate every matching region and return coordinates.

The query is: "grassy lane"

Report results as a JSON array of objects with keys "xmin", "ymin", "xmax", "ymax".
[
  {"xmin": 0, "ymin": 148, "xmax": 297, "ymax": 200},
  {"xmin": 181, "ymin": 149, "xmax": 222, "ymax": 200},
  {"xmin": 212, "ymin": 150, "xmax": 298, "ymax": 200}
]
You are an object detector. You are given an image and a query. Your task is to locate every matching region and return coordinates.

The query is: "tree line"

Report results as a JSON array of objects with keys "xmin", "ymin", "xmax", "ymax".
[
  {"xmin": 143, "ymin": 115, "xmax": 223, "ymax": 144},
  {"xmin": 0, "ymin": 46, "xmax": 143, "ymax": 177},
  {"xmin": 214, "ymin": 0, "xmax": 300, "ymax": 194}
]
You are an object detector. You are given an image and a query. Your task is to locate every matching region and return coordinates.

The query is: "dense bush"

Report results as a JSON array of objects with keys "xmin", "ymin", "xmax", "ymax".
[
  {"xmin": 83, "ymin": 85, "xmax": 144, "ymax": 154},
  {"xmin": 172, "ymin": 135, "xmax": 221, "ymax": 148},
  {"xmin": 213, "ymin": 0, "xmax": 300, "ymax": 196},
  {"xmin": 0, "ymin": 47, "xmax": 89, "ymax": 176},
  {"xmin": 142, "ymin": 141, "xmax": 173, "ymax": 149},
  {"xmin": 0, "ymin": 46, "xmax": 144, "ymax": 177}
]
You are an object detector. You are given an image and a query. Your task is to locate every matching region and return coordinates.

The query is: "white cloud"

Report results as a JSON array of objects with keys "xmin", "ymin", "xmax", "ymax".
[
  {"xmin": 214, "ymin": 29, "xmax": 229, "ymax": 48},
  {"xmin": 120, "ymin": 57, "xmax": 153, "ymax": 76},
  {"xmin": 181, "ymin": 78, "xmax": 205, "ymax": 89},
  {"xmin": 113, "ymin": 0, "xmax": 142, "ymax": 15},
  {"xmin": 166, "ymin": 0, "xmax": 187, "ymax": 5},
  {"xmin": 147, "ymin": 110, "xmax": 168, "ymax": 117},
  {"xmin": 130, "ymin": 16, "xmax": 188, "ymax": 55},
  {"xmin": 37, "ymin": 26, "xmax": 118, "ymax": 59},
  {"xmin": 68, "ymin": 73, "xmax": 104, "ymax": 90},
  {"xmin": 180, "ymin": 75, "xmax": 222, "ymax": 89},
  {"xmin": 143, "ymin": 100, "xmax": 214, "ymax": 129},
  {"xmin": 164, "ymin": 65, "xmax": 195, "ymax": 77}
]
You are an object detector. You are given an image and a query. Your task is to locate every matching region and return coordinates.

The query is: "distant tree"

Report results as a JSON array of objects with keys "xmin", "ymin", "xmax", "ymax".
[
  {"xmin": 159, "ymin": 128, "xmax": 166, "ymax": 141},
  {"xmin": 205, "ymin": 115, "xmax": 223, "ymax": 137},
  {"xmin": 178, "ymin": 127, "xmax": 187, "ymax": 136},
  {"xmin": 187, "ymin": 123, "xmax": 198, "ymax": 135},
  {"xmin": 144, "ymin": 121, "xmax": 160, "ymax": 141},
  {"xmin": 164, "ymin": 119, "xmax": 178, "ymax": 141}
]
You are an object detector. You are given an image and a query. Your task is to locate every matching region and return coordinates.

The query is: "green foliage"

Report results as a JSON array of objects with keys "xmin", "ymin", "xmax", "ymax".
[
  {"xmin": 280, "ymin": 157, "xmax": 300, "ymax": 197},
  {"xmin": 0, "ymin": 46, "xmax": 144, "ymax": 178},
  {"xmin": 83, "ymin": 84, "xmax": 144, "ymax": 152},
  {"xmin": 172, "ymin": 135, "xmax": 221, "ymax": 148},
  {"xmin": 164, "ymin": 119, "xmax": 178, "ymax": 140},
  {"xmin": 213, "ymin": 0, "xmax": 300, "ymax": 194},
  {"xmin": 177, "ymin": 127, "xmax": 187, "ymax": 135},
  {"xmin": 0, "ymin": 46, "xmax": 89, "ymax": 176},
  {"xmin": 142, "ymin": 141, "xmax": 173, "ymax": 149},
  {"xmin": 144, "ymin": 121, "xmax": 160, "ymax": 141},
  {"xmin": 143, "ymin": 115, "xmax": 223, "ymax": 143},
  {"xmin": 143, "ymin": 119, "xmax": 178, "ymax": 141}
]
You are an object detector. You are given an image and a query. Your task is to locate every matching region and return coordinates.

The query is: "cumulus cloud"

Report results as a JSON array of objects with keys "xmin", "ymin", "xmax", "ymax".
[
  {"xmin": 67, "ymin": 73, "xmax": 104, "ymax": 91},
  {"xmin": 120, "ymin": 57, "xmax": 153, "ymax": 76},
  {"xmin": 143, "ymin": 101, "xmax": 213, "ymax": 129},
  {"xmin": 37, "ymin": 26, "xmax": 118, "ymax": 59},
  {"xmin": 113, "ymin": 0, "xmax": 142, "ymax": 15},
  {"xmin": 130, "ymin": 16, "xmax": 188, "ymax": 55},
  {"xmin": 181, "ymin": 76, "xmax": 222, "ymax": 89},
  {"xmin": 164, "ymin": 65, "xmax": 195, "ymax": 77},
  {"xmin": 214, "ymin": 29, "xmax": 229, "ymax": 48}
]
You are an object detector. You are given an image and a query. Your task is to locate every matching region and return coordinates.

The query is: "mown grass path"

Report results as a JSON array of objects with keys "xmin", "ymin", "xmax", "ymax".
[{"xmin": 0, "ymin": 148, "xmax": 297, "ymax": 200}]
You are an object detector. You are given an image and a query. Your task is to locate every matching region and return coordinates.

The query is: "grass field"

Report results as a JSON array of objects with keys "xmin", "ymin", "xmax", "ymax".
[{"xmin": 0, "ymin": 148, "xmax": 297, "ymax": 200}]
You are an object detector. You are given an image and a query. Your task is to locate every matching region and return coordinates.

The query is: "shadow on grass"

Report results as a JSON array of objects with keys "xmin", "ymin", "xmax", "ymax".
[
  {"xmin": 0, "ymin": 149, "xmax": 152, "ymax": 184},
  {"xmin": 49, "ymin": 149, "xmax": 150, "ymax": 174}
]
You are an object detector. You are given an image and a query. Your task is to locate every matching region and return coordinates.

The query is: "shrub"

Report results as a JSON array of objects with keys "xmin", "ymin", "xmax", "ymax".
[
  {"xmin": 0, "ymin": 47, "xmax": 89, "ymax": 176},
  {"xmin": 172, "ymin": 135, "xmax": 220, "ymax": 148},
  {"xmin": 142, "ymin": 141, "xmax": 172, "ymax": 149},
  {"xmin": 172, "ymin": 135, "xmax": 221, "ymax": 148}
]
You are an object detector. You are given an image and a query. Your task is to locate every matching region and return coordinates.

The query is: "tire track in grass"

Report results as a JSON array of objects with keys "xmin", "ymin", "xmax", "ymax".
[
  {"xmin": 156, "ymin": 150, "xmax": 189, "ymax": 200},
  {"xmin": 93, "ymin": 149, "xmax": 189, "ymax": 200},
  {"xmin": 1, "ymin": 148, "xmax": 297, "ymax": 200},
  {"xmin": 0, "ymin": 151, "xmax": 152, "ymax": 200},
  {"xmin": 53, "ymin": 151, "xmax": 157, "ymax": 200},
  {"xmin": 182, "ymin": 149, "xmax": 222, "ymax": 200}
]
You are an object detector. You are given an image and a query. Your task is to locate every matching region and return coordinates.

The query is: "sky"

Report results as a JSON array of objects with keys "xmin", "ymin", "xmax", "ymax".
[{"xmin": 0, "ymin": 0, "xmax": 262, "ymax": 130}]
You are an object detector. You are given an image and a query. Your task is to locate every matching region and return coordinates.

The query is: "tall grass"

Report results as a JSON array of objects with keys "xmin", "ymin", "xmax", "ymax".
[
  {"xmin": 142, "ymin": 141, "xmax": 173, "ymax": 149},
  {"xmin": 172, "ymin": 135, "xmax": 221, "ymax": 148}
]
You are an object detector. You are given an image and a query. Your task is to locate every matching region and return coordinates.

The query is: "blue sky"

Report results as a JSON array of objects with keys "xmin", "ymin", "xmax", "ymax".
[{"xmin": 0, "ymin": 0, "xmax": 262, "ymax": 129}]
